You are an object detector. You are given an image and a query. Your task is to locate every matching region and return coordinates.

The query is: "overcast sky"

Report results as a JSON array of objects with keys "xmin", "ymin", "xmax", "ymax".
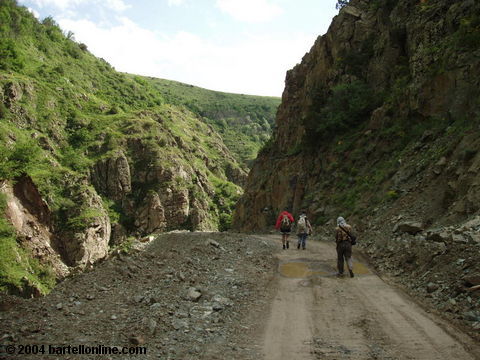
[{"xmin": 19, "ymin": 0, "xmax": 339, "ymax": 97}]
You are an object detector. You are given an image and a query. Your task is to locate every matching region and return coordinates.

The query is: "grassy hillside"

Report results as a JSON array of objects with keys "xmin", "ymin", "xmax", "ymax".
[
  {"xmin": 0, "ymin": 0, "xmax": 277, "ymax": 295},
  {"xmin": 141, "ymin": 77, "xmax": 280, "ymax": 167}
]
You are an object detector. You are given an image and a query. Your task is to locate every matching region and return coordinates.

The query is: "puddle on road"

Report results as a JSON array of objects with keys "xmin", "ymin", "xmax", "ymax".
[
  {"xmin": 280, "ymin": 260, "xmax": 371, "ymax": 278},
  {"xmin": 280, "ymin": 262, "xmax": 330, "ymax": 278},
  {"xmin": 352, "ymin": 262, "xmax": 370, "ymax": 275}
]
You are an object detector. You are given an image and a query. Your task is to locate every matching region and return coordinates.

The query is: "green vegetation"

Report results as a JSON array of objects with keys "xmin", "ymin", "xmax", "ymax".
[
  {"xmin": 210, "ymin": 176, "xmax": 243, "ymax": 231},
  {"xmin": 0, "ymin": 0, "xmax": 279, "ymax": 295},
  {"xmin": 142, "ymin": 77, "xmax": 279, "ymax": 166},
  {"xmin": 112, "ymin": 237, "xmax": 135, "ymax": 254},
  {"xmin": 0, "ymin": 128, "xmax": 44, "ymax": 180},
  {"xmin": 304, "ymin": 80, "xmax": 380, "ymax": 144},
  {"xmin": 453, "ymin": 14, "xmax": 480, "ymax": 51},
  {"xmin": 317, "ymin": 81, "xmax": 379, "ymax": 135},
  {"xmin": 337, "ymin": 36, "xmax": 375, "ymax": 78}
]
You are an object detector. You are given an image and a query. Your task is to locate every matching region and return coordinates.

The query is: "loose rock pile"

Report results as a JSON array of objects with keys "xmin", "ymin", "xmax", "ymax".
[
  {"xmin": 0, "ymin": 232, "xmax": 277, "ymax": 359},
  {"xmin": 360, "ymin": 216, "xmax": 480, "ymax": 335}
]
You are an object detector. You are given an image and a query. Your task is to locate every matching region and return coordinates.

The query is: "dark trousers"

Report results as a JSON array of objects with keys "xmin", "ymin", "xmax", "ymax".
[
  {"xmin": 336, "ymin": 240, "xmax": 352, "ymax": 274},
  {"xmin": 297, "ymin": 233, "xmax": 307, "ymax": 249}
]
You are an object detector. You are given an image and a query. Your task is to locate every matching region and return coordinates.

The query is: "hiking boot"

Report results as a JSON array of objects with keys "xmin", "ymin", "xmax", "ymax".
[
  {"xmin": 297, "ymin": 243, "xmax": 300, "ymax": 249},
  {"xmin": 286, "ymin": 241, "xmax": 289, "ymax": 249},
  {"xmin": 349, "ymin": 269, "xmax": 354, "ymax": 278},
  {"xmin": 336, "ymin": 272, "xmax": 344, "ymax": 277},
  {"xmin": 283, "ymin": 244, "xmax": 286, "ymax": 250}
]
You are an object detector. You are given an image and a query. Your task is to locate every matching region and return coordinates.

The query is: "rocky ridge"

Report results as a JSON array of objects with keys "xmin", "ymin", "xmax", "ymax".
[{"xmin": 234, "ymin": 0, "xmax": 480, "ymax": 333}]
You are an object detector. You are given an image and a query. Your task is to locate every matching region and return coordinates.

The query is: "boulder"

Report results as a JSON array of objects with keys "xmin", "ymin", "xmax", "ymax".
[
  {"xmin": 426, "ymin": 230, "xmax": 452, "ymax": 242},
  {"xmin": 393, "ymin": 222, "xmax": 424, "ymax": 235},
  {"xmin": 187, "ymin": 287, "xmax": 202, "ymax": 302},
  {"xmin": 342, "ymin": 5, "xmax": 362, "ymax": 18},
  {"xmin": 432, "ymin": 157, "xmax": 447, "ymax": 175},
  {"xmin": 464, "ymin": 275, "xmax": 480, "ymax": 287},
  {"xmin": 207, "ymin": 239, "xmax": 220, "ymax": 248},
  {"xmin": 452, "ymin": 233, "xmax": 468, "ymax": 243},
  {"xmin": 426, "ymin": 282, "xmax": 439, "ymax": 293}
]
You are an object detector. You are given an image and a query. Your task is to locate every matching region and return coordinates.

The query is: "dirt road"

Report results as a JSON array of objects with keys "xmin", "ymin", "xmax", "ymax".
[
  {"xmin": 261, "ymin": 236, "xmax": 480, "ymax": 360},
  {"xmin": 1, "ymin": 233, "xmax": 479, "ymax": 360}
]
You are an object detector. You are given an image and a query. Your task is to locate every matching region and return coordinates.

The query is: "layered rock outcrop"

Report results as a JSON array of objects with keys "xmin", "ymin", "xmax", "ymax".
[
  {"xmin": 60, "ymin": 187, "xmax": 111, "ymax": 268},
  {"xmin": 91, "ymin": 151, "xmax": 131, "ymax": 201}
]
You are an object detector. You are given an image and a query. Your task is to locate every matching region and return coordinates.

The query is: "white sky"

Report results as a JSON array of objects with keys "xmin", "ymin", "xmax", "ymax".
[{"xmin": 19, "ymin": 0, "xmax": 339, "ymax": 96}]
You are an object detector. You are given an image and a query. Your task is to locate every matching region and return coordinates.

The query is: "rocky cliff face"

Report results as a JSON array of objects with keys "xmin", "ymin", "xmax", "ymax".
[
  {"xmin": 235, "ymin": 0, "xmax": 480, "ymax": 230},
  {"xmin": 234, "ymin": 0, "xmax": 480, "ymax": 330},
  {"xmin": 1, "ymin": 177, "xmax": 68, "ymax": 278}
]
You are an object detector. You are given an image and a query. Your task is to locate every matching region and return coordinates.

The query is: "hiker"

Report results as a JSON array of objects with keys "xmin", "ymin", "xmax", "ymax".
[
  {"xmin": 335, "ymin": 216, "xmax": 355, "ymax": 277},
  {"xmin": 275, "ymin": 209, "xmax": 294, "ymax": 249},
  {"xmin": 296, "ymin": 210, "xmax": 313, "ymax": 250}
]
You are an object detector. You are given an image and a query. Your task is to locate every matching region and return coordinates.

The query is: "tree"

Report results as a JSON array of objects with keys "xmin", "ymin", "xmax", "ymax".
[{"xmin": 336, "ymin": 0, "xmax": 349, "ymax": 10}]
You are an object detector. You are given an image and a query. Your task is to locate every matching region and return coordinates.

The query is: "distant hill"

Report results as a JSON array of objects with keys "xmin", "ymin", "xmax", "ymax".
[{"xmin": 140, "ymin": 77, "xmax": 280, "ymax": 167}]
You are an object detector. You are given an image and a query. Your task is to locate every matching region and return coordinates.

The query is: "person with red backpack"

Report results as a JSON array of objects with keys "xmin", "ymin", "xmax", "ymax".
[{"xmin": 275, "ymin": 209, "xmax": 294, "ymax": 250}]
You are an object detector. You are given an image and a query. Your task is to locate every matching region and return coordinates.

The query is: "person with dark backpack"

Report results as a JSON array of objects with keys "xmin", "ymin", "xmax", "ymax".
[
  {"xmin": 335, "ymin": 216, "xmax": 356, "ymax": 277},
  {"xmin": 275, "ymin": 209, "xmax": 294, "ymax": 250}
]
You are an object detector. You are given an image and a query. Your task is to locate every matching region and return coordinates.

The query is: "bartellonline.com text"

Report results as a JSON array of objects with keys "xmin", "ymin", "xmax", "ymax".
[{"xmin": 1, "ymin": 343, "xmax": 147, "ymax": 356}]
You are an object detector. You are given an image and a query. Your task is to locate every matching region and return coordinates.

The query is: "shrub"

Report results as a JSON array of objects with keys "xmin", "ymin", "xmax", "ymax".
[
  {"xmin": 218, "ymin": 212, "xmax": 232, "ymax": 232},
  {"xmin": 0, "ymin": 38, "xmax": 24, "ymax": 71},
  {"xmin": 314, "ymin": 81, "xmax": 379, "ymax": 139},
  {"xmin": 454, "ymin": 16, "xmax": 480, "ymax": 50},
  {"xmin": 386, "ymin": 190, "xmax": 400, "ymax": 200},
  {"xmin": 67, "ymin": 208, "xmax": 104, "ymax": 231},
  {"xmin": 0, "ymin": 134, "xmax": 43, "ymax": 180}
]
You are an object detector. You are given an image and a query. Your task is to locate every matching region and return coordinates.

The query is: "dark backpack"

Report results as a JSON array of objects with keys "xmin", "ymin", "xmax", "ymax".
[
  {"xmin": 280, "ymin": 215, "xmax": 291, "ymax": 231},
  {"xmin": 339, "ymin": 225, "xmax": 357, "ymax": 245}
]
